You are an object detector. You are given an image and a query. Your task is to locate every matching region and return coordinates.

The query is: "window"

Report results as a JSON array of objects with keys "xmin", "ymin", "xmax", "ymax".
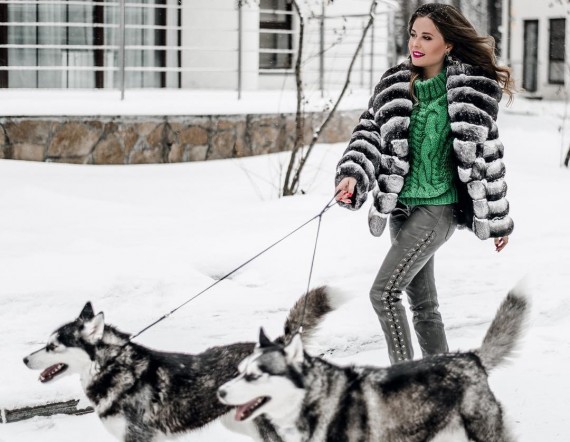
[
  {"xmin": 104, "ymin": 0, "xmax": 168, "ymax": 88},
  {"xmin": 0, "ymin": 0, "xmax": 179, "ymax": 89},
  {"xmin": 259, "ymin": 0, "xmax": 294, "ymax": 70},
  {"xmin": 523, "ymin": 20, "xmax": 539, "ymax": 93},
  {"xmin": 549, "ymin": 18, "xmax": 565, "ymax": 85}
]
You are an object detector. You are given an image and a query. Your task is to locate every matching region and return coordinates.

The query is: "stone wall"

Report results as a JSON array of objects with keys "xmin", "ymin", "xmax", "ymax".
[{"xmin": 0, "ymin": 110, "xmax": 360, "ymax": 164}]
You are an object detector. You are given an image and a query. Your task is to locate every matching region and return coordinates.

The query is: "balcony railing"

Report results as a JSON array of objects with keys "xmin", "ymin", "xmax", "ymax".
[{"xmin": 0, "ymin": 0, "xmax": 395, "ymax": 98}]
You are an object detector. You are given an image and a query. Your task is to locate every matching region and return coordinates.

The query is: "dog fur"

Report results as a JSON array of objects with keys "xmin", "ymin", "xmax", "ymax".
[
  {"xmin": 218, "ymin": 284, "xmax": 529, "ymax": 442},
  {"xmin": 24, "ymin": 286, "xmax": 340, "ymax": 442}
]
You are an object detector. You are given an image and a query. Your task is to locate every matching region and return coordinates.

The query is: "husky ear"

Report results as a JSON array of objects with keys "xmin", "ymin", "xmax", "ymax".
[
  {"xmin": 79, "ymin": 302, "xmax": 95, "ymax": 320},
  {"xmin": 258, "ymin": 327, "xmax": 273, "ymax": 348},
  {"xmin": 82, "ymin": 312, "xmax": 105, "ymax": 343},
  {"xmin": 284, "ymin": 333, "xmax": 304, "ymax": 364}
]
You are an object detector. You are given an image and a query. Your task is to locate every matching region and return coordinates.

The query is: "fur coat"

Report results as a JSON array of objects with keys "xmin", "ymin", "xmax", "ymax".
[{"xmin": 335, "ymin": 58, "xmax": 514, "ymax": 240}]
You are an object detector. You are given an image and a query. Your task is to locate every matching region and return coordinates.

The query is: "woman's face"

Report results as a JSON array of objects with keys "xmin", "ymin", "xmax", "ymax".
[{"xmin": 408, "ymin": 16, "xmax": 452, "ymax": 78}]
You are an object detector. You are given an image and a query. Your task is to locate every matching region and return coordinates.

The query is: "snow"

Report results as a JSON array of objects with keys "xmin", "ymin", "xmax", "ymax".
[
  {"xmin": 0, "ymin": 88, "xmax": 371, "ymax": 117},
  {"xmin": 1, "ymin": 96, "xmax": 570, "ymax": 441}
]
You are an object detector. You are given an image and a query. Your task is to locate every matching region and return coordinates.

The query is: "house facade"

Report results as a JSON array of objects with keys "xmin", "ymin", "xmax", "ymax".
[
  {"xmin": 0, "ymin": 0, "xmax": 396, "ymax": 93},
  {"xmin": 0, "ymin": 0, "xmax": 513, "ymax": 95},
  {"xmin": 504, "ymin": 0, "xmax": 568, "ymax": 99}
]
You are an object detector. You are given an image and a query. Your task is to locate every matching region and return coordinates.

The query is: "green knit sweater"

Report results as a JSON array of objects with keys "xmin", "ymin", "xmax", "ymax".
[{"xmin": 399, "ymin": 70, "xmax": 458, "ymax": 206}]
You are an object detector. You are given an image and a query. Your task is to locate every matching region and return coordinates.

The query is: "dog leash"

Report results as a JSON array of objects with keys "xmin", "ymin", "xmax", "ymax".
[
  {"xmin": 297, "ymin": 193, "xmax": 338, "ymax": 334},
  {"xmin": 128, "ymin": 191, "xmax": 340, "ymax": 343}
]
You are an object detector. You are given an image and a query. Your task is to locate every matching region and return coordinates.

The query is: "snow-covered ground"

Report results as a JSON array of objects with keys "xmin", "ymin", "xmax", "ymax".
[
  {"xmin": 1, "ymin": 97, "xmax": 570, "ymax": 442},
  {"xmin": 0, "ymin": 88, "xmax": 371, "ymax": 117}
]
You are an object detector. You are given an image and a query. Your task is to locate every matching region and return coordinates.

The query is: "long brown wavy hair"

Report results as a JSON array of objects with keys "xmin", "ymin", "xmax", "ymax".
[{"xmin": 408, "ymin": 3, "xmax": 514, "ymax": 104}]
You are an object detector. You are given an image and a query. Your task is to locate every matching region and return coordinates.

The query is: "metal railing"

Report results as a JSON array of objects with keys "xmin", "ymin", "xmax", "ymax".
[{"xmin": 0, "ymin": 0, "xmax": 395, "ymax": 98}]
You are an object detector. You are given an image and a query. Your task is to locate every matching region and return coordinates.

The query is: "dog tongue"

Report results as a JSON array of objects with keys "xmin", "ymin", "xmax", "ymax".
[
  {"xmin": 235, "ymin": 398, "xmax": 259, "ymax": 421},
  {"xmin": 39, "ymin": 363, "xmax": 66, "ymax": 383}
]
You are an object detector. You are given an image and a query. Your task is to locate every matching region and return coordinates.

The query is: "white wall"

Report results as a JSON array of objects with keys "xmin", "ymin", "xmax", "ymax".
[
  {"xmin": 181, "ymin": 0, "xmax": 257, "ymax": 90},
  {"xmin": 505, "ymin": 0, "xmax": 569, "ymax": 99},
  {"xmin": 181, "ymin": 0, "xmax": 393, "ymax": 92}
]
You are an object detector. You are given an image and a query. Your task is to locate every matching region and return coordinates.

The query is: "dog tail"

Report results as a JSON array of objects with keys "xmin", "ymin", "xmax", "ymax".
[
  {"xmin": 476, "ymin": 280, "xmax": 530, "ymax": 371},
  {"xmin": 281, "ymin": 286, "xmax": 347, "ymax": 344}
]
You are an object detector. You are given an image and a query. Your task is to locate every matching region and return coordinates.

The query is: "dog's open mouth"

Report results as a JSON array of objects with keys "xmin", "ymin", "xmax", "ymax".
[
  {"xmin": 39, "ymin": 363, "xmax": 68, "ymax": 383},
  {"xmin": 235, "ymin": 396, "xmax": 270, "ymax": 421}
]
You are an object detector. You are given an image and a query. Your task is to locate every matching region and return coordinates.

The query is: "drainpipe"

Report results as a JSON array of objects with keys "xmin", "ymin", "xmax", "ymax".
[
  {"xmin": 238, "ymin": 0, "xmax": 243, "ymax": 99},
  {"xmin": 319, "ymin": 1, "xmax": 324, "ymax": 97},
  {"xmin": 506, "ymin": 0, "xmax": 512, "ymax": 66},
  {"xmin": 119, "ymin": 0, "xmax": 126, "ymax": 100}
]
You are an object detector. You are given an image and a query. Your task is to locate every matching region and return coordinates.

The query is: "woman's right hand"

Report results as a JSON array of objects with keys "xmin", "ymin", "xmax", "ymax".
[{"xmin": 335, "ymin": 177, "xmax": 357, "ymax": 204}]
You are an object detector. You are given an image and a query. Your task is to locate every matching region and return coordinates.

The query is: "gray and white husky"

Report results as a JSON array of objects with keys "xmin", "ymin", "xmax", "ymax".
[
  {"xmin": 24, "ymin": 286, "xmax": 341, "ymax": 442},
  {"xmin": 218, "ymin": 285, "xmax": 529, "ymax": 442}
]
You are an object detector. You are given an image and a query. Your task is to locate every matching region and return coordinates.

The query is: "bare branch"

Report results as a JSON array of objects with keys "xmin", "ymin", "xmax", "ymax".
[
  {"xmin": 284, "ymin": 0, "xmax": 380, "ymax": 195},
  {"xmin": 282, "ymin": 0, "xmax": 306, "ymax": 196},
  {"xmin": 301, "ymin": 19, "xmax": 348, "ymax": 66}
]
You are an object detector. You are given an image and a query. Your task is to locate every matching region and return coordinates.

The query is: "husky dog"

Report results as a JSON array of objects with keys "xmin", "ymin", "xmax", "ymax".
[
  {"xmin": 24, "ymin": 286, "xmax": 340, "ymax": 442},
  {"xmin": 218, "ymin": 285, "xmax": 529, "ymax": 442}
]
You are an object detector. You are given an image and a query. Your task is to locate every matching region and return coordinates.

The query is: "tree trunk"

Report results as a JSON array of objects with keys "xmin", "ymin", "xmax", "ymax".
[
  {"xmin": 282, "ymin": 0, "xmax": 305, "ymax": 196},
  {"xmin": 282, "ymin": 0, "xmax": 380, "ymax": 196}
]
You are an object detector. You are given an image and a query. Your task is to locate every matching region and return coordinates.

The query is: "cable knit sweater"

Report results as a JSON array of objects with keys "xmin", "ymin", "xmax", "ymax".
[
  {"xmin": 335, "ymin": 58, "xmax": 514, "ymax": 240},
  {"xmin": 399, "ymin": 70, "xmax": 458, "ymax": 205}
]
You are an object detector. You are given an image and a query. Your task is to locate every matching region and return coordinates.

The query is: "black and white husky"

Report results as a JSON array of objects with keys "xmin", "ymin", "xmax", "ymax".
[
  {"xmin": 23, "ymin": 286, "xmax": 341, "ymax": 442},
  {"xmin": 218, "ymin": 285, "xmax": 529, "ymax": 442}
]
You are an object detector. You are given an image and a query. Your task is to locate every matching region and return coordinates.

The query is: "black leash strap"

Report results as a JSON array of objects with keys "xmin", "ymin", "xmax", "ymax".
[
  {"xmin": 297, "ymin": 193, "xmax": 339, "ymax": 334},
  {"xmin": 128, "ymin": 192, "xmax": 340, "ymax": 343}
]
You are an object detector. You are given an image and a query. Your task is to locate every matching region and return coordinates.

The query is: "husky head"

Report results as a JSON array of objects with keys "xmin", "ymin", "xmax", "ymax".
[
  {"xmin": 23, "ymin": 302, "xmax": 106, "ymax": 383},
  {"xmin": 217, "ymin": 328, "xmax": 306, "ymax": 423}
]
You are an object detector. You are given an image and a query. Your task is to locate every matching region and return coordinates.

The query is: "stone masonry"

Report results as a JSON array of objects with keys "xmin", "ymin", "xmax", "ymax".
[{"xmin": 0, "ymin": 111, "xmax": 360, "ymax": 164}]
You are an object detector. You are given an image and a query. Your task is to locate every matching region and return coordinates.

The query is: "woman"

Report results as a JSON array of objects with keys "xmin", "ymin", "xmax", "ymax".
[{"xmin": 334, "ymin": 3, "xmax": 514, "ymax": 364}]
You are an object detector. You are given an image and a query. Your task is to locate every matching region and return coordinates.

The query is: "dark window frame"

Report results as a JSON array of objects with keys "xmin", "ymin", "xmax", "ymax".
[
  {"xmin": 0, "ymin": 0, "xmax": 172, "ymax": 89},
  {"xmin": 156, "ymin": 0, "xmax": 167, "ymax": 88},
  {"xmin": 0, "ymin": 2, "xmax": 7, "ymax": 87},
  {"xmin": 523, "ymin": 19, "xmax": 539, "ymax": 93},
  {"xmin": 259, "ymin": 0, "xmax": 294, "ymax": 70},
  {"xmin": 94, "ymin": 3, "xmax": 105, "ymax": 88},
  {"xmin": 548, "ymin": 17, "xmax": 565, "ymax": 85}
]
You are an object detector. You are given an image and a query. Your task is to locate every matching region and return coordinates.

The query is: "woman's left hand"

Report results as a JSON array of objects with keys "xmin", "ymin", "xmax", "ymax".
[{"xmin": 494, "ymin": 236, "xmax": 509, "ymax": 252}]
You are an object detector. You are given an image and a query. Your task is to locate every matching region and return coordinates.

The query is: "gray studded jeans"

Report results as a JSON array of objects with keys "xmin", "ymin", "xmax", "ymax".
[{"xmin": 370, "ymin": 202, "xmax": 457, "ymax": 364}]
